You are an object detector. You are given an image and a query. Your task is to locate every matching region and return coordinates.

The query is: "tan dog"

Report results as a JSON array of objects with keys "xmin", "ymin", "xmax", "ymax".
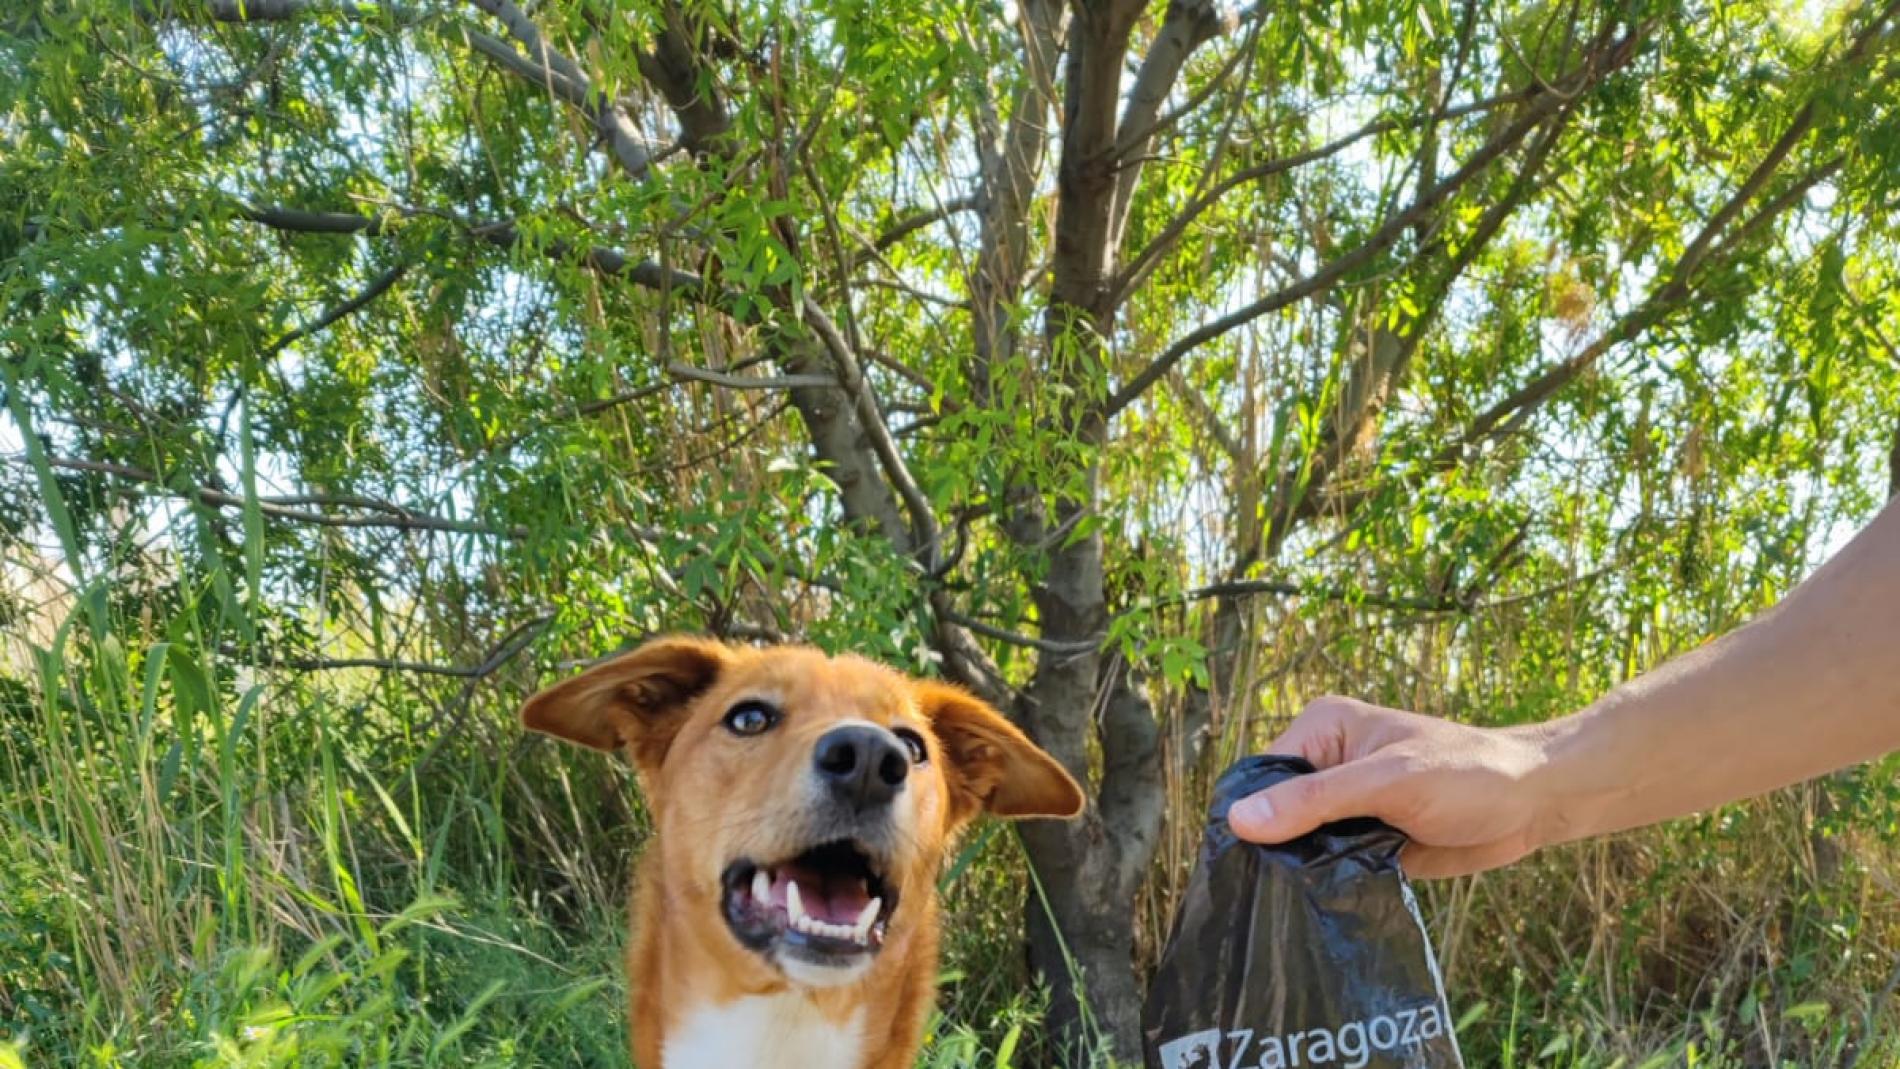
[{"xmin": 519, "ymin": 636, "xmax": 1084, "ymax": 1069}]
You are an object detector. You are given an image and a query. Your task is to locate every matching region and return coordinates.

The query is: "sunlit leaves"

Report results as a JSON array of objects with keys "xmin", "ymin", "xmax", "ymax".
[{"xmin": 2, "ymin": 0, "xmax": 1897, "ymax": 720}]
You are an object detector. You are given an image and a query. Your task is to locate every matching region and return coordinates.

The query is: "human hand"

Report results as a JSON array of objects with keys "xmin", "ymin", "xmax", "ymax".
[{"xmin": 1227, "ymin": 697, "xmax": 1565, "ymax": 878}]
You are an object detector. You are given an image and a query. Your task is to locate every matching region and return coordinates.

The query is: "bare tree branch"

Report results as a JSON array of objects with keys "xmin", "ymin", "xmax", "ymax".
[
  {"xmin": 244, "ymin": 204, "xmax": 389, "ymax": 234},
  {"xmin": 463, "ymin": 0, "xmax": 584, "ymax": 86},
  {"xmin": 14, "ymin": 455, "xmax": 530, "ymax": 538},
  {"xmin": 666, "ymin": 362, "xmax": 838, "ymax": 391},
  {"xmin": 1177, "ymin": 566, "xmax": 1615, "ymax": 615},
  {"xmin": 800, "ymin": 296, "xmax": 945, "ymax": 571},
  {"xmin": 1106, "ymin": 0, "xmax": 1234, "ymax": 253},
  {"xmin": 241, "ymin": 612, "xmax": 553, "ymax": 678},
  {"xmin": 633, "ymin": 0, "xmax": 732, "ymax": 154},
  {"xmin": 798, "ymin": 151, "xmax": 946, "ymax": 567},
  {"xmin": 1441, "ymin": 157, "xmax": 1844, "ymax": 464},
  {"xmin": 243, "ymin": 203, "xmax": 714, "ymax": 296},
  {"xmin": 1113, "ymin": 83, "xmax": 1544, "ymax": 301},
  {"xmin": 264, "ymin": 262, "xmax": 407, "ymax": 357},
  {"xmin": 969, "ymin": 0, "xmax": 1067, "ymax": 401},
  {"xmin": 456, "ymin": 7, "xmax": 657, "ymax": 181},
  {"xmin": 1102, "ymin": 24, "xmax": 1646, "ymax": 419},
  {"xmin": 458, "ymin": 25, "xmax": 590, "ymax": 101},
  {"xmin": 857, "ymin": 195, "xmax": 981, "ymax": 265},
  {"xmin": 138, "ymin": 0, "xmax": 413, "ymax": 23},
  {"xmin": 152, "ymin": 0, "xmax": 660, "ymax": 180},
  {"xmin": 1111, "ymin": 4, "xmax": 1261, "ymax": 158},
  {"xmin": 939, "ymin": 609, "xmax": 1100, "ymax": 654},
  {"xmin": 1177, "ymin": 576, "xmax": 1466, "ymax": 613},
  {"xmin": 1270, "ymin": 105, "xmax": 1575, "ymax": 542},
  {"xmin": 1045, "ymin": 1, "xmax": 1143, "ymax": 328}
]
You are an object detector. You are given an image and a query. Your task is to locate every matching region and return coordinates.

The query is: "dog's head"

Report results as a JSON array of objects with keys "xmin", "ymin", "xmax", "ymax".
[{"xmin": 519, "ymin": 636, "xmax": 1084, "ymax": 988}]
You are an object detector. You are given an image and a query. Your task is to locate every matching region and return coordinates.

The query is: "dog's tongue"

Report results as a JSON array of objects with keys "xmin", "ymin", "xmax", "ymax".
[{"xmin": 773, "ymin": 864, "xmax": 872, "ymax": 924}]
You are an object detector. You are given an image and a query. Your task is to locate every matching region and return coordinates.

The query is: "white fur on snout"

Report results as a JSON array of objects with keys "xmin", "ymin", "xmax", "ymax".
[{"xmin": 664, "ymin": 993, "xmax": 864, "ymax": 1069}]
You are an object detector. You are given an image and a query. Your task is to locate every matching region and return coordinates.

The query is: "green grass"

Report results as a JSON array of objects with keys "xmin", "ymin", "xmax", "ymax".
[{"xmin": 7, "ymin": 568, "xmax": 1900, "ymax": 1066}]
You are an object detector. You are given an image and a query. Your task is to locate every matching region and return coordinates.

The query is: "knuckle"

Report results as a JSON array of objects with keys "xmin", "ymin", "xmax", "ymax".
[
  {"xmin": 1388, "ymin": 747, "xmax": 1434, "ymax": 779},
  {"xmin": 1300, "ymin": 694, "xmax": 1362, "ymax": 724}
]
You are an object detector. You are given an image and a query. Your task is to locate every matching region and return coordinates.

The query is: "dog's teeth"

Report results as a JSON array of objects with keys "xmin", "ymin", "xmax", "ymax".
[
  {"xmin": 855, "ymin": 897, "xmax": 881, "ymax": 933},
  {"xmin": 751, "ymin": 869, "xmax": 772, "ymax": 906},
  {"xmin": 786, "ymin": 881, "xmax": 805, "ymax": 926}
]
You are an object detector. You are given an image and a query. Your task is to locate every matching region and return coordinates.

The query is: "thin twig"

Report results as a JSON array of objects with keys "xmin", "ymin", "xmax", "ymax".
[
  {"xmin": 1101, "ymin": 25, "xmax": 1646, "ymax": 418},
  {"xmin": 800, "ymin": 295, "xmax": 945, "ymax": 572},
  {"xmin": 666, "ymin": 362, "xmax": 837, "ymax": 391},
  {"xmin": 264, "ymin": 262, "xmax": 408, "ymax": 357},
  {"xmin": 850, "ymin": 195, "xmax": 981, "ymax": 269},
  {"xmin": 408, "ymin": 613, "xmax": 559, "ymax": 774},
  {"xmin": 1174, "ymin": 565, "xmax": 1614, "ymax": 616},
  {"xmin": 1113, "ymin": 83, "xmax": 1547, "ymax": 302},
  {"xmin": 10, "ymin": 455, "xmax": 527, "ymax": 538},
  {"xmin": 939, "ymin": 609, "xmax": 1102, "ymax": 654}
]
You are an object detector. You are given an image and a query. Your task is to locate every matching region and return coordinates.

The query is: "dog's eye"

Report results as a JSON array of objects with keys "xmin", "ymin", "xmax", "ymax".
[
  {"xmin": 723, "ymin": 701, "xmax": 780, "ymax": 737},
  {"xmin": 893, "ymin": 727, "xmax": 928, "ymax": 765}
]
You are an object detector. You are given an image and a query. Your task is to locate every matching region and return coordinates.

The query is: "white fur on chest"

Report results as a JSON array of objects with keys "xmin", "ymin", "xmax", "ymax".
[{"xmin": 663, "ymin": 992, "xmax": 865, "ymax": 1069}]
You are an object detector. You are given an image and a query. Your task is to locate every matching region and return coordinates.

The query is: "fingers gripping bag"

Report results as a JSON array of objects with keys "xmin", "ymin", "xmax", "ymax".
[{"xmin": 1143, "ymin": 756, "xmax": 1465, "ymax": 1069}]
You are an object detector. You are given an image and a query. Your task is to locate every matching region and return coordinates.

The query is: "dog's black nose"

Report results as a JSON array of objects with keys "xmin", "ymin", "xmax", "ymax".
[{"xmin": 812, "ymin": 724, "xmax": 909, "ymax": 809}]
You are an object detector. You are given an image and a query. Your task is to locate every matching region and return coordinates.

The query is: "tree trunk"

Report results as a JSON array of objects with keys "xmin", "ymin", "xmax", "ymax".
[
  {"xmin": 1016, "ymin": 511, "xmax": 1162, "ymax": 1060},
  {"xmin": 1889, "ymin": 422, "xmax": 1898, "ymax": 500},
  {"xmin": 1023, "ymin": 853, "xmax": 1150, "ymax": 1060},
  {"xmin": 1002, "ymin": 5, "xmax": 1228, "ymax": 1056}
]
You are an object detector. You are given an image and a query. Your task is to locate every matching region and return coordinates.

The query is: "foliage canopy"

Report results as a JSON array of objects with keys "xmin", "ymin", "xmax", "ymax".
[{"xmin": 3, "ymin": 0, "xmax": 1899, "ymax": 1062}]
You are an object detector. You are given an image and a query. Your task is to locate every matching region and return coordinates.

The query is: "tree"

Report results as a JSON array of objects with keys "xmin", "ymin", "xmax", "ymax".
[
  {"xmin": 5, "ymin": 0, "xmax": 1899, "ymax": 1060},
  {"xmin": 1889, "ymin": 423, "xmax": 1898, "ymax": 499}
]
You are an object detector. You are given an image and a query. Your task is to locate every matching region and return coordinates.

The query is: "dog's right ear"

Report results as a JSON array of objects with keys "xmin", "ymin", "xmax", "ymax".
[{"xmin": 519, "ymin": 636, "xmax": 729, "ymax": 774}]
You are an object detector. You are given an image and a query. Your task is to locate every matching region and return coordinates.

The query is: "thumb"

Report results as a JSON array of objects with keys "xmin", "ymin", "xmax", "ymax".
[{"xmin": 1228, "ymin": 761, "xmax": 1384, "ymax": 844}]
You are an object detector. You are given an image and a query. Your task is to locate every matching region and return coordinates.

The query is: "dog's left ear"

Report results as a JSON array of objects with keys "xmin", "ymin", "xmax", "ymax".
[
  {"xmin": 519, "ymin": 635, "xmax": 730, "ymax": 777},
  {"xmin": 913, "ymin": 681, "xmax": 1085, "ymax": 828}
]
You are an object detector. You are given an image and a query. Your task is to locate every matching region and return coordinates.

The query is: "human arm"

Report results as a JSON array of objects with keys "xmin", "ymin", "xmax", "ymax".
[{"xmin": 1228, "ymin": 496, "xmax": 1900, "ymax": 878}]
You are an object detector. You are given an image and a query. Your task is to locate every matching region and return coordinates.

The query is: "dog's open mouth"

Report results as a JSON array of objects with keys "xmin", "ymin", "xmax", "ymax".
[{"xmin": 722, "ymin": 840, "xmax": 897, "ymax": 964}]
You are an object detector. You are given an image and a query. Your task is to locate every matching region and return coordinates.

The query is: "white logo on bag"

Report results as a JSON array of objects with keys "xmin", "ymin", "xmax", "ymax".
[
  {"xmin": 1158, "ymin": 1031, "xmax": 1224, "ymax": 1069},
  {"xmin": 1159, "ymin": 1003, "xmax": 1447, "ymax": 1069}
]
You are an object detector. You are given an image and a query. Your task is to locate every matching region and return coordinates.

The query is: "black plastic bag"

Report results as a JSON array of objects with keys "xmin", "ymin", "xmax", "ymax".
[{"xmin": 1143, "ymin": 755, "xmax": 1464, "ymax": 1069}]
